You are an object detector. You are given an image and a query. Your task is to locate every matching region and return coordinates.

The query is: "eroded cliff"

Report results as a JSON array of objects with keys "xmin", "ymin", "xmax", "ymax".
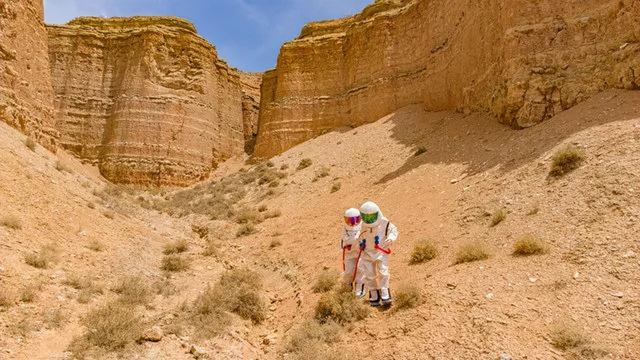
[
  {"xmin": 254, "ymin": 0, "xmax": 640, "ymax": 158},
  {"xmin": 240, "ymin": 72, "xmax": 262, "ymax": 154},
  {"xmin": 48, "ymin": 17, "xmax": 245, "ymax": 186},
  {"xmin": 0, "ymin": 0, "xmax": 57, "ymax": 150}
]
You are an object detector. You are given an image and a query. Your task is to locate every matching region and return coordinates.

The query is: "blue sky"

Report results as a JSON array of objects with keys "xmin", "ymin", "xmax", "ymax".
[{"xmin": 44, "ymin": 0, "xmax": 371, "ymax": 72}]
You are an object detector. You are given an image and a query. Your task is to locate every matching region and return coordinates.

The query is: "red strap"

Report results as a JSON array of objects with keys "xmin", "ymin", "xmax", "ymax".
[{"xmin": 375, "ymin": 244, "xmax": 392, "ymax": 254}]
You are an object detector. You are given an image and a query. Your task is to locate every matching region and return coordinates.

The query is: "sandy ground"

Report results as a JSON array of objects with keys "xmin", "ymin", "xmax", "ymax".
[{"xmin": 1, "ymin": 89, "xmax": 639, "ymax": 359}]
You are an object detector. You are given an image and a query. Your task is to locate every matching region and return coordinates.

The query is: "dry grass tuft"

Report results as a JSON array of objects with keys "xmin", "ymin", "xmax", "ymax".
[
  {"xmin": 312, "ymin": 166, "xmax": 330, "ymax": 181},
  {"xmin": 490, "ymin": 208, "xmax": 507, "ymax": 227},
  {"xmin": 25, "ymin": 137, "xmax": 37, "ymax": 151},
  {"xmin": 163, "ymin": 239, "xmax": 189, "ymax": 255},
  {"xmin": 0, "ymin": 287, "xmax": 15, "ymax": 308},
  {"xmin": 64, "ymin": 274, "xmax": 103, "ymax": 303},
  {"xmin": 191, "ymin": 224, "xmax": 209, "ymax": 239},
  {"xmin": 312, "ymin": 270, "xmax": 338, "ymax": 293},
  {"xmin": 69, "ymin": 300, "xmax": 144, "ymax": 356},
  {"xmin": 286, "ymin": 320, "xmax": 344, "ymax": 360},
  {"xmin": 202, "ymin": 239, "xmax": 219, "ymax": 257},
  {"xmin": 394, "ymin": 284, "xmax": 422, "ymax": 310},
  {"xmin": 113, "ymin": 275, "xmax": 153, "ymax": 305},
  {"xmin": 25, "ymin": 243, "xmax": 60, "ymax": 269},
  {"xmin": 236, "ymin": 223, "xmax": 257, "ymax": 237},
  {"xmin": 235, "ymin": 207, "xmax": 262, "ymax": 224},
  {"xmin": 193, "ymin": 268, "xmax": 266, "ymax": 325},
  {"xmin": 297, "ymin": 158, "xmax": 313, "ymax": 170},
  {"xmin": 454, "ymin": 242, "xmax": 490, "ymax": 264},
  {"xmin": 314, "ymin": 286, "xmax": 368, "ymax": 324},
  {"xmin": 330, "ymin": 182, "xmax": 341, "ymax": 193},
  {"xmin": 549, "ymin": 145, "xmax": 585, "ymax": 178},
  {"xmin": 513, "ymin": 234, "xmax": 548, "ymax": 256},
  {"xmin": 161, "ymin": 254, "xmax": 190, "ymax": 272},
  {"xmin": 0, "ymin": 214, "xmax": 22, "ymax": 230},
  {"xmin": 550, "ymin": 323, "xmax": 589, "ymax": 350},
  {"xmin": 409, "ymin": 240, "xmax": 438, "ymax": 265}
]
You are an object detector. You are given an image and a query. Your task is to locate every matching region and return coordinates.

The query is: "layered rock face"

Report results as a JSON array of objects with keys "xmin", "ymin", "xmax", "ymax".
[
  {"xmin": 240, "ymin": 72, "xmax": 262, "ymax": 154},
  {"xmin": 48, "ymin": 17, "xmax": 245, "ymax": 186},
  {"xmin": 254, "ymin": 0, "xmax": 640, "ymax": 158},
  {"xmin": 0, "ymin": 0, "xmax": 57, "ymax": 149}
]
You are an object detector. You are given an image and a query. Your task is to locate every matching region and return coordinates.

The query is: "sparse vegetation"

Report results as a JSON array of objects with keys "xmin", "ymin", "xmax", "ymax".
[
  {"xmin": 87, "ymin": 239, "xmax": 105, "ymax": 252},
  {"xmin": 550, "ymin": 324, "xmax": 589, "ymax": 350},
  {"xmin": 394, "ymin": 284, "xmax": 422, "ymax": 310},
  {"xmin": 0, "ymin": 287, "xmax": 15, "ymax": 308},
  {"xmin": 69, "ymin": 300, "xmax": 144, "ymax": 356},
  {"xmin": 409, "ymin": 240, "xmax": 438, "ymax": 265},
  {"xmin": 44, "ymin": 309, "xmax": 66, "ymax": 329},
  {"xmin": 313, "ymin": 166, "xmax": 330, "ymax": 181},
  {"xmin": 312, "ymin": 270, "xmax": 338, "ymax": 293},
  {"xmin": 25, "ymin": 137, "xmax": 37, "ymax": 151},
  {"xmin": 314, "ymin": 286, "xmax": 368, "ymax": 324},
  {"xmin": 202, "ymin": 239, "xmax": 219, "ymax": 257},
  {"xmin": 513, "ymin": 234, "xmax": 548, "ymax": 256},
  {"xmin": 0, "ymin": 214, "xmax": 22, "ymax": 230},
  {"xmin": 414, "ymin": 146, "xmax": 427, "ymax": 156},
  {"xmin": 286, "ymin": 320, "xmax": 344, "ymax": 360},
  {"xmin": 113, "ymin": 275, "xmax": 153, "ymax": 305},
  {"xmin": 20, "ymin": 283, "xmax": 41, "ymax": 303},
  {"xmin": 454, "ymin": 242, "xmax": 490, "ymax": 264},
  {"xmin": 235, "ymin": 207, "xmax": 262, "ymax": 224},
  {"xmin": 25, "ymin": 243, "xmax": 60, "ymax": 269},
  {"xmin": 161, "ymin": 254, "xmax": 190, "ymax": 272},
  {"xmin": 163, "ymin": 239, "xmax": 189, "ymax": 255},
  {"xmin": 236, "ymin": 223, "xmax": 257, "ymax": 237},
  {"xmin": 64, "ymin": 274, "xmax": 103, "ymax": 303},
  {"xmin": 549, "ymin": 145, "xmax": 585, "ymax": 178},
  {"xmin": 490, "ymin": 208, "xmax": 507, "ymax": 227},
  {"xmin": 330, "ymin": 182, "xmax": 341, "ymax": 193},
  {"xmin": 297, "ymin": 158, "xmax": 313, "ymax": 170},
  {"xmin": 191, "ymin": 224, "xmax": 209, "ymax": 239}
]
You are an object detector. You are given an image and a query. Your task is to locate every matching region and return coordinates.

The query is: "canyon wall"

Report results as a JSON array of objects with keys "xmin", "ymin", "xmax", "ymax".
[
  {"xmin": 254, "ymin": 0, "xmax": 640, "ymax": 158},
  {"xmin": 0, "ymin": 0, "xmax": 57, "ymax": 150},
  {"xmin": 240, "ymin": 72, "xmax": 262, "ymax": 154},
  {"xmin": 48, "ymin": 17, "xmax": 245, "ymax": 186}
]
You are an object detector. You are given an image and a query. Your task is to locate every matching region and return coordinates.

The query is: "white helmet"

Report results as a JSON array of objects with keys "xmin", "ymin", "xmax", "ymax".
[
  {"xmin": 344, "ymin": 208, "xmax": 361, "ymax": 226},
  {"xmin": 360, "ymin": 201, "xmax": 381, "ymax": 226}
]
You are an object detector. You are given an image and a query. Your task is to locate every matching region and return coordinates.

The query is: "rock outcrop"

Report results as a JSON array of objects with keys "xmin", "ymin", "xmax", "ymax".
[
  {"xmin": 0, "ymin": 0, "xmax": 57, "ymax": 150},
  {"xmin": 47, "ymin": 17, "xmax": 245, "ymax": 186},
  {"xmin": 240, "ymin": 72, "xmax": 262, "ymax": 154},
  {"xmin": 254, "ymin": 0, "xmax": 640, "ymax": 158}
]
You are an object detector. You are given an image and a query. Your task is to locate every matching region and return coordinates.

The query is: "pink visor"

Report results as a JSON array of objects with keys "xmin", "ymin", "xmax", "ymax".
[{"xmin": 344, "ymin": 215, "xmax": 361, "ymax": 226}]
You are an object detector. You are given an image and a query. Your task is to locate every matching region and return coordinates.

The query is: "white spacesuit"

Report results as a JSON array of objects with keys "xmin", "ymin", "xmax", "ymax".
[
  {"xmin": 341, "ymin": 208, "xmax": 366, "ymax": 298},
  {"xmin": 358, "ymin": 201, "xmax": 398, "ymax": 306}
]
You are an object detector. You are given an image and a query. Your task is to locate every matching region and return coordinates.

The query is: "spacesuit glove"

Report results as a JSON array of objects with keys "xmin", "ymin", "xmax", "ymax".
[{"xmin": 359, "ymin": 240, "xmax": 366, "ymax": 251}]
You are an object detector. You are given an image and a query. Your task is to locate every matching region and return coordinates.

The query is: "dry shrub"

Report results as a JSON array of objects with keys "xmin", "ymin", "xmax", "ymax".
[
  {"xmin": 394, "ymin": 284, "xmax": 422, "ymax": 310},
  {"xmin": 235, "ymin": 207, "xmax": 262, "ymax": 224},
  {"xmin": 193, "ymin": 268, "xmax": 265, "ymax": 325},
  {"xmin": 8, "ymin": 317, "xmax": 36, "ymax": 337},
  {"xmin": 549, "ymin": 145, "xmax": 585, "ymax": 178},
  {"xmin": 314, "ymin": 286, "xmax": 368, "ymax": 324},
  {"xmin": 25, "ymin": 243, "xmax": 60, "ymax": 269},
  {"xmin": 550, "ymin": 323, "xmax": 589, "ymax": 350},
  {"xmin": 0, "ymin": 287, "xmax": 15, "ymax": 308},
  {"xmin": 44, "ymin": 309, "xmax": 67, "ymax": 329},
  {"xmin": 153, "ymin": 277, "xmax": 177, "ymax": 297},
  {"xmin": 236, "ymin": 223, "xmax": 257, "ymax": 237},
  {"xmin": 297, "ymin": 158, "xmax": 313, "ymax": 170},
  {"xmin": 191, "ymin": 224, "xmax": 209, "ymax": 239},
  {"xmin": 20, "ymin": 284, "xmax": 41, "ymax": 303},
  {"xmin": 87, "ymin": 239, "xmax": 105, "ymax": 252},
  {"xmin": 286, "ymin": 320, "xmax": 344, "ymax": 360},
  {"xmin": 330, "ymin": 182, "xmax": 341, "ymax": 193},
  {"xmin": 490, "ymin": 208, "xmax": 507, "ymax": 227},
  {"xmin": 269, "ymin": 239, "xmax": 282, "ymax": 248},
  {"xmin": 163, "ymin": 239, "xmax": 189, "ymax": 255},
  {"xmin": 113, "ymin": 275, "xmax": 153, "ymax": 305},
  {"xmin": 313, "ymin": 166, "xmax": 330, "ymax": 181},
  {"xmin": 69, "ymin": 300, "xmax": 144, "ymax": 356},
  {"xmin": 161, "ymin": 254, "xmax": 190, "ymax": 272},
  {"xmin": 513, "ymin": 234, "xmax": 548, "ymax": 256},
  {"xmin": 312, "ymin": 270, "xmax": 338, "ymax": 293},
  {"xmin": 454, "ymin": 242, "xmax": 490, "ymax": 264},
  {"xmin": 1, "ymin": 214, "xmax": 22, "ymax": 230},
  {"xmin": 65, "ymin": 274, "xmax": 103, "ymax": 303},
  {"xmin": 25, "ymin": 137, "xmax": 37, "ymax": 151},
  {"xmin": 409, "ymin": 240, "xmax": 438, "ymax": 265}
]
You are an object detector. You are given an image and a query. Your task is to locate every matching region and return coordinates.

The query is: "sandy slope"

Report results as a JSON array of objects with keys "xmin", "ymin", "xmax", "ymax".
[{"xmin": 1, "ymin": 90, "xmax": 639, "ymax": 359}]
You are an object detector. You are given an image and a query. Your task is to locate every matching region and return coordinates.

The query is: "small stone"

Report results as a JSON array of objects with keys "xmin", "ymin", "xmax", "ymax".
[
  {"xmin": 528, "ymin": 277, "xmax": 538, "ymax": 283},
  {"xmin": 141, "ymin": 326, "xmax": 163, "ymax": 342},
  {"xmin": 190, "ymin": 345, "xmax": 207, "ymax": 359},
  {"xmin": 446, "ymin": 283, "xmax": 457, "ymax": 290},
  {"xmin": 499, "ymin": 353, "xmax": 512, "ymax": 360},
  {"xmin": 573, "ymin": 272, "xmax": 580, "ymax": 280},
  {"xmin": 269, "ymin": 305, "xmax": 277, "ymax": 312},
  {"xmin": 623, "ymin": 251, "xmax": 636, "ymax": 258},
  {"xmin": 485, "ymin": 293, "xmax": 494, "ymax": 300},
  {"xmin": 610, "ymin": 291, "xmax": 624, "ymax": 298}
]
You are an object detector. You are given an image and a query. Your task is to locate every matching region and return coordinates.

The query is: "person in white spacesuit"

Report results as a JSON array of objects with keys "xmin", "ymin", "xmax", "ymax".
[
  {"xmin": 341, "ymin": 208, "xmax": 366, "ymax": 298},
  {"xmin": 357, "ymin": 201, "xmax": 398, "ymax": 307}
]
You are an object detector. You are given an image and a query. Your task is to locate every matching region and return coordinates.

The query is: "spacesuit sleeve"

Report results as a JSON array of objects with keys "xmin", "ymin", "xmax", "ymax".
[
  {"xmin": 341, "ymin": 229, "xmax": 359, "ymax": 247},
  {"xmin": 386, "ymin": 222, "xmax": 398, "ymax": 242}
]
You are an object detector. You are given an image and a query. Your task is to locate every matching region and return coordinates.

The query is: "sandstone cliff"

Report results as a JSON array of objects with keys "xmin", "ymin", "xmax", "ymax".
[
  {"xmin": 0, "ymin": 0, "xmax": 57, "ymax": 149},
  {"xmin": 254, "ymin": 0, "xmax": 640, "ymax": 158},
  {"xmin": 48, "ymin": 17, "xmax": 245, "ymax": 186},
  {"xmin": 240, "ymin": 72, "xmax": 262, "ymax": 154}
]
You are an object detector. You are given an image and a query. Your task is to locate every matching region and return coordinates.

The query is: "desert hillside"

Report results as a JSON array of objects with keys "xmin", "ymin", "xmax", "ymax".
[{"xmin": 1, "ymin": 90, "xmax": 639, "ymax": 359}]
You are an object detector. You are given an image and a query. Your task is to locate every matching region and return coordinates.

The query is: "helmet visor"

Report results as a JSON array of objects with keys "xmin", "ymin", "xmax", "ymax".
[
  {"xmin": 344, "ymin": 215, "xmax": 361, "ymax": 226},
  {"xmin": 361, "ymin": 212, "xmax": 379, "ymax": 224}
]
